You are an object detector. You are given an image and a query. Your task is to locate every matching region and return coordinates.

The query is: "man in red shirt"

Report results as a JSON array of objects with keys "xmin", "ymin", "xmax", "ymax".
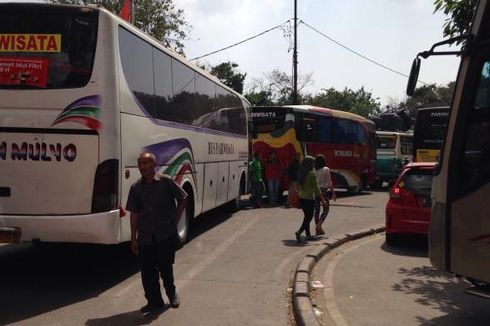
[{"xmin": 264, "ymin": 150, "xmax": 283, "ymax": 206}]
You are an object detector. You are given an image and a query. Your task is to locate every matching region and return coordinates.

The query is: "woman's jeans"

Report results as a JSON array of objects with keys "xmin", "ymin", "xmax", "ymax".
[{"xmin": 298, "ymin": 198, "xmax": 315, "ymax": 236}]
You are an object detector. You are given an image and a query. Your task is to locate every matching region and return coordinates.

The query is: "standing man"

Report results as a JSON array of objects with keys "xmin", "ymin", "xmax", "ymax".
[
  {"xmin": 249, "ymin": 152, "xmax": 264, "ymax": 208},
  {"xmin": 126, "ymin": 152, "xmax": 188, "ymax": 313},
  {"xmin": 264, "ymin": 150, "xmax": 283, "ymax": 206}
]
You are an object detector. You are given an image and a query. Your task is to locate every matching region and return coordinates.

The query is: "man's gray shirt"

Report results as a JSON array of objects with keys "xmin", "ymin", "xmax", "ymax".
[{"xmin": 126, "ymin": 174, "xmax": 188, "ymax": 245}]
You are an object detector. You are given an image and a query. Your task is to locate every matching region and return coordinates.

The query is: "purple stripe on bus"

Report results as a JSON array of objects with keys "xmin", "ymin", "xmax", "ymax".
[{"xmin": 144, "ymin": 138, "xmax": 195, "ymax": 167}]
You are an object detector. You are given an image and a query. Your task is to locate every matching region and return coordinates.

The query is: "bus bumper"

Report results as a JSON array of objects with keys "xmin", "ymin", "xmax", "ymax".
[{"xmin": 0, "ymin": 210, "xmax": 122, "ymax": 244}]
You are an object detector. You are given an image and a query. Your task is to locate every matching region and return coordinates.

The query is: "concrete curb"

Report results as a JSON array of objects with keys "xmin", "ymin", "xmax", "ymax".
[{"xmin": 292, "ymin": 226, "xmax": 386, "ymax": 326}]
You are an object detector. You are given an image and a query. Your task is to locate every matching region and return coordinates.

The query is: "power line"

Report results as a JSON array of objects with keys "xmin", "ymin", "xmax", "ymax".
[
  {"xmin": 299, "ymin": 20, "xmax": 428, "ymax": 85},
  {"xmin": 189, "ymin": 21, "xmax": 291, "ymax": 61}
]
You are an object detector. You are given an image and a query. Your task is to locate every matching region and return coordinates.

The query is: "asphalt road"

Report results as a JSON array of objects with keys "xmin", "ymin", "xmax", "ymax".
[
  {"xmin": 0, "ymin": 190, "xmax": 385, "ymax": 326},
  {"xmin": 311, "ymin": 234, "xmax": 490, "ymax": 326}
]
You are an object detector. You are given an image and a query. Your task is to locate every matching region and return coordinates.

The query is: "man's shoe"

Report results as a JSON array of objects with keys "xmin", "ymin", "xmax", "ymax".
[
  {"xmin": 140, "ymin": 301, "xmax": 165, "ymax": 313},
  {"xmin": 170, "ymin": 294, "xmax": 180, "ymax": 308}
]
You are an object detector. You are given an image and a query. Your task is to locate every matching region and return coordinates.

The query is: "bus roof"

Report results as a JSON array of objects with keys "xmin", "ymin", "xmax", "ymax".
[
  {"xmin": 254, "ymin": 105, "xmax": 374, "ymax": 124},
  {"xmin": 94, "ymin": 5, "xmax": 248, "ymax": 102}
]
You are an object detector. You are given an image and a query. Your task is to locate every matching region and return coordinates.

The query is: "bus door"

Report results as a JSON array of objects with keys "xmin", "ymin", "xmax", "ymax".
[
  {"xmin": 436, "ymin": 55, "xmax": 490, "ymax": 282},
  {"xmin": 301, "ymin": 115, "xmax": 317, "ymax": 156}
]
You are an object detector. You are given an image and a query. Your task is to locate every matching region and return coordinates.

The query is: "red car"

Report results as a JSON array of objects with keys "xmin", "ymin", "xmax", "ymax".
[{"xmin": 385, "ymin": 162, "xmax": 436, "ymax": 245}]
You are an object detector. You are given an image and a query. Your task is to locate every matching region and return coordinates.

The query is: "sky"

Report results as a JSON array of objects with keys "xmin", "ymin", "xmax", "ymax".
[{"xmin": 175, "ymin": 0, "xmax": 461, "ymax": 107}]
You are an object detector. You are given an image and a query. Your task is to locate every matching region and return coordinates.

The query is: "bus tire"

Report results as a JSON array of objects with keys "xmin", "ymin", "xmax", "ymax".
[
  {"xmin": 371, "ymin": 180, "xmax": 381, "ymax": 189},
  {"xmin": 229, "ymin": 173, "xmax": 246, "ymax": 212},
  {"xmin": 178, "ymin": 184, "xmax": 194, "ymax": 244},
  {"xmin": 347, "ymin": 186, "xmax": 360, "ymax": 194}
]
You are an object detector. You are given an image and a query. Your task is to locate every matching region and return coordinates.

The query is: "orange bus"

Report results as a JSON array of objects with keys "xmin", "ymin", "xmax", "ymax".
[{"xmin": 251, "ymin": 105, "xmax": 376, "ymax": 193}]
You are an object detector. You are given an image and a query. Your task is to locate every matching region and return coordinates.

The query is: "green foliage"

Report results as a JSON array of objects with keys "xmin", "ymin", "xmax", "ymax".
[
  {"xmin": 246, "ymin": 69, "xmax": 313, "ymax": 105},
  {"xmin": 434, "ymin": 0, "xmax": 477, "ymax": 43},
  {"xmin": 397, "ymin": 82, "xmax": 455, "ymax": 115},
  {"xmin": 209, "ymin": 62, "xmax": 247, "ymax": 94},
  {"xmin": 245, "ymin": 91, "xmax": 275, "ymax": 106},
  {"xmin": 48, "ymin": 0, "xmax": 190, "ymax": 54},
  {"xmin": 306, "ymin": 87, "xmax": 382, "ymax": 118}
]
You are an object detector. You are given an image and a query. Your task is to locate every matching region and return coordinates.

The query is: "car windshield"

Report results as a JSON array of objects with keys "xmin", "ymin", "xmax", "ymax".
[{"xmin": 400, "ymin": 168, "xmax": 433, "ymax": 194}]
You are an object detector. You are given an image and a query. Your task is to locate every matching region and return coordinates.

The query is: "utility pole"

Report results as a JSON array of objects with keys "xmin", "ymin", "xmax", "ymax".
[{"xmin": 292, "ymin": 0, "xmax": 298, "ymax": 104}]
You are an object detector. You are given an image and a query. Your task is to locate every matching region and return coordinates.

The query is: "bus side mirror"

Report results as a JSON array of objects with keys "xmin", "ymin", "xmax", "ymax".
[{"xmin": 406, "ymin": 57, "xmax": 420, "ymax": 96}]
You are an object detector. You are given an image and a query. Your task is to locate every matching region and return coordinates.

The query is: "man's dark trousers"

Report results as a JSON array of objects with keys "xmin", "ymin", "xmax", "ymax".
[{"xmin": 139, "ymin": 237, "xmax": 176, "ymax": 305}]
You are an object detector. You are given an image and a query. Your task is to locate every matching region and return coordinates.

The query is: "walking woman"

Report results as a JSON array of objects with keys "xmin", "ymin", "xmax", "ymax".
[
  {"xmin": 314, "ymin": 154, "xmax": 336, "ymax": 235},
  {"xmin": 295, "ymin": 156, "xmax": 328, "ymax": 243}
]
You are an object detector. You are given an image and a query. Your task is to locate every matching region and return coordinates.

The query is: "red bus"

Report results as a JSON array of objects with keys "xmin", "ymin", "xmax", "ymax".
[{"xmin": 251, "ymin": 105, "xmax": 376, "ymax": 193}]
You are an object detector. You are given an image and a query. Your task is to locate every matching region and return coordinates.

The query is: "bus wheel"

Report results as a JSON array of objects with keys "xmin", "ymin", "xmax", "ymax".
[
  {"xmin": 347, "ymin": 186, "xmax": 360, "ymax": 194},
  {"xmin": 178, "ymin": 186, "xmax": 194, "ymax": 244},
  {"xmin": 229, "ymin": 173, "xmax": 245, "ymax": 212},
  {"xmin": 372, "ymin": 180, "xmax": 383, "ymax": 189}
]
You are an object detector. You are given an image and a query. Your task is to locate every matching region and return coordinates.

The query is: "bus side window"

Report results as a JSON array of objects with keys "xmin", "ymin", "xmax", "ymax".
[
  {"xmin": 355, "ymin": 123, "xmax": 366, "ymax": 145},
  {"xmin": 458, "ymin": 60, "xmax": 490, "ymax": 195},
  {"xmin": 303, "ymin": 118, "xmax": 316, "ymax": 142},
  {"xmin": 315, "ymin": 117, "xmax": 330, "ymax": 143}
]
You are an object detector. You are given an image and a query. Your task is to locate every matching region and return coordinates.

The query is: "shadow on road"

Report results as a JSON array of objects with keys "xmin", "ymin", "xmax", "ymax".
[
  {"xmin": 281, "ymin": 236, "xmax": 325, "ymax": 247},
  {"xmin": 392, "ymin": 265, "xmax": 490, "ymax": 325},
  {"xmin": 85, "ymin": 307, "xmax": 167, "ymax": 326},
  {"xmin": 0, "ymin": 201, "xmax": 245, "ymax": 325},
  {"xmin": 380, "ymin": 235, "xmax": 429, "ymax": 258},
  {"xmin": 186, "ymin": 204, "xmax": 235, "ymax": 243},
  {"xmin": 0, "ymin": 243, "xmax": 139, "ymax": 325}
]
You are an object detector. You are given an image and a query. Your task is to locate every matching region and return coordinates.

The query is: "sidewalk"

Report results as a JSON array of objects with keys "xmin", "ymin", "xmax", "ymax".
[{"xmin": 291, "ymin": 226, "xmax": 386, "ymax": 326}]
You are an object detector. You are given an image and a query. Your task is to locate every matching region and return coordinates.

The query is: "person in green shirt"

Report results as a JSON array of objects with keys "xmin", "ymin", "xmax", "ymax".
[
  {"xmin": 295, "ymin": 156, "xmax": 328, "ymax": 243},
  {"xmin": 249, "ymin": 152, "xmax": 264, "ymax": 208}
]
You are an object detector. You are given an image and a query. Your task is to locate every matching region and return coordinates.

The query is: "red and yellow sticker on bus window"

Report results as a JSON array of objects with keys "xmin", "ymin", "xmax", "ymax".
[
  {"xmin": 0, "ymin": 34, "xmax": 61, "ymax": 53},
  {"xmin": 0, "ymin": 57, "xmax": 49, "ymax": 88}
]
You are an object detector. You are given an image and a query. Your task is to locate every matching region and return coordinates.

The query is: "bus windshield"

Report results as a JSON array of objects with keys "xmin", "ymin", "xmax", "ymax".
[
  {"xmin": 376, "ymin": 134, "xmax": 396, "ymax": 150},
  {"xmin": 413, "ymin": 107, "xmax": 449, "ymax": 162},
  {"xmin": 0, "ymin": 4, "xmax": 98, "ymax": 89}
]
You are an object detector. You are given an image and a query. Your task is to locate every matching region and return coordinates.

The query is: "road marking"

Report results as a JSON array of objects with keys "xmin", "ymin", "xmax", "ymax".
[
  {"xmin": 176, "ymin": 215, "xmax": 259, "ymax": 290},
  {"xmin": 114, "ymin": 215, "xmax": 260, "ymax": 298},
  {"xmin": 323, "ymin": 235, "xmax": 380, "ymax": 326}
]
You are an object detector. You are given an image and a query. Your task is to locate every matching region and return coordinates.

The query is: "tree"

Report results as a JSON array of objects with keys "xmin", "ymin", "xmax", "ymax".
[
  {"xmin": 434, "ymin": 0, "xmax": 477, "ymax": 43},
  {"xmin": 245, "ymin": 90, "xmax": 275, "ymax": 106},
  {"xmin": 206, "ymin": 62, "xmax": 246, "ymax": 94},
  {"xmin": 246, "ymin": 69, "xmax": 314, "ymax": 105},
  {"xmin": 397, "ymin": 82, "xmax": 455, "ymax": 115},
  {"xmin": 306, "ymin": 87, "xmax": 382, "ymax": 118},
  {"xmin": 48, "ymin": 0, "xmax": 190, "ymax": 54}
]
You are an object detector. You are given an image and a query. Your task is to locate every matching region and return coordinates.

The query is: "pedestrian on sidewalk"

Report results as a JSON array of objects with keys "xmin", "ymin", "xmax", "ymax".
[
  {"xmin": 314, "ymin": 154, "xmax": 336, "ymax": 235},
  {"xmin": 286, "ymin": 152, "xmax": 301, "ymax": 208},
  {"xmin": 264, "ymin": 150, "xmax": 283, "ymax": 206},
  {"xmin": 126, "ymin": 152, "xmax": 188, "ymax": 313},
  {"xmin": 295, "ymin": 155, "xmax": 328, "ymax": 243},
  {"xmin": 249, "ymin": 152, "xmax": 264, "ymax": 208}
]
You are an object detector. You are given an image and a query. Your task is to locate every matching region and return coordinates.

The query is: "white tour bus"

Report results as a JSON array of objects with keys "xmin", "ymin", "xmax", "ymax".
[
  {"xmin": 407, "ymin": 0, "xmax": 490, "ymax": 297},
  {"xmin": 0, "ymin": 3, "xmax": 250, "ymax": 245}
]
